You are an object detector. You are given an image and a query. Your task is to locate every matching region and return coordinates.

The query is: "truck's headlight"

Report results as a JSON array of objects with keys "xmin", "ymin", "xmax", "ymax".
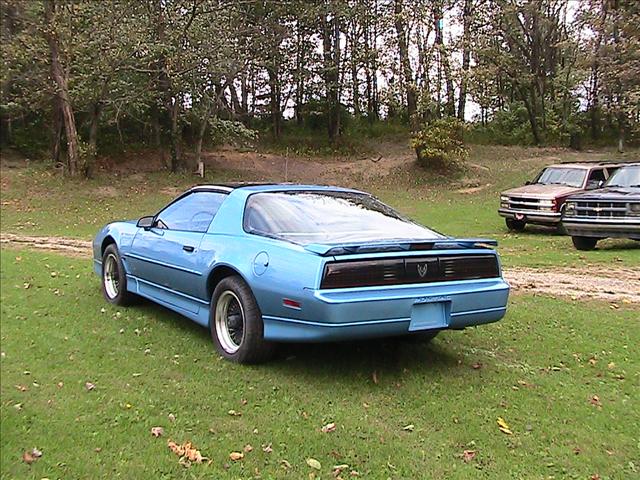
[
  {"xmin": 500, "ymin": 196, "xmax": 509, "ymax": 207},
  {"xmin": 628, "ymin": 203, "xmax": 640, "ymax": 216},
  {"xmin": 564, "ymin": 202, "xmax": 576, "ymax": 216}
]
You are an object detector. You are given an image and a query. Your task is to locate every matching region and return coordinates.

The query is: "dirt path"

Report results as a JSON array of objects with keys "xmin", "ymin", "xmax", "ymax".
[{"xmin": 2, "ymin": 233, "xmax": 638, "ymax": 304}]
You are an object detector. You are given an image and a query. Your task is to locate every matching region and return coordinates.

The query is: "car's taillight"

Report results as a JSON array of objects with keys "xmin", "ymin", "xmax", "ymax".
[
  {"xmin": 321, "ymin": 259, "xmax": 404, "ymax": 289},
  {"xmin": 320, "ymin": 255, "xmax": 500, "ymax": 289}
]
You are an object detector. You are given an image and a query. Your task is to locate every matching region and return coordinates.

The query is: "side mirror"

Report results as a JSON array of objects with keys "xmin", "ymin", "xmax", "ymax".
[
  {"xmin": 137, "ymin": 216, "xmax": 155, "ymax": 229},
  {"xmin": 598, "ymin": 180, "xmax": 604, "ymax": 188}
]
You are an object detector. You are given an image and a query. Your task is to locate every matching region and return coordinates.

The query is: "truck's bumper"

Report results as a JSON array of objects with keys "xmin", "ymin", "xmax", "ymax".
[
  {"xmin": 498, "ymin": 208, "xmax": 561, "ymax": 225},
  {"xmin": 262, "ymin": 278, "xmax": 510, "ymax": 342},
  {"xmin": 562, "ymin": 217, "xmax": 640, "ymax": 239}
]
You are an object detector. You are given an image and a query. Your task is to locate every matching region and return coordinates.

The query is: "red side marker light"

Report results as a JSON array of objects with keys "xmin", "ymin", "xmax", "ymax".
[{"xmin": 283, "ymin": 298, "xmax": 301, "ymax": 309}]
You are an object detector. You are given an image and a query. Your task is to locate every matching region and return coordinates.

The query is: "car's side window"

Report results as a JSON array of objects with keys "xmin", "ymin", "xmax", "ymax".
[
  {"xmin": 586, "ymin": 168, "xmax": 606, "ymax": 189},
  {"xmin": 155, "ymin": 192, "xmax": 227, "ymax": 233}
]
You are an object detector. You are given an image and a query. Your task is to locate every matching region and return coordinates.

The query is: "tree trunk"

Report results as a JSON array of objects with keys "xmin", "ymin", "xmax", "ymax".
[
  {"xmin": 323, "ymin": 9, "xmax": 341, "ymax": 143},
  {"xmin": 51, "ymin": 95, "xmax": 63, "ymax": 165},
  {"xmin": 394, "ymin": 0, "xmax": 417, "ymax": 126},
  {"xmin": 44, "ymin": 0, "xmax": 80, "ymax": 176},
  {"xmin": 267, "ymin": 65, "xmax": 282, "ymax": 139},
  {"xmin": 457, "ymin": 0, "xmax": 472, "ymax": 120},
  {"xmin": 434, "ymin": 2, "xmax": 455, "ymax": 117}
]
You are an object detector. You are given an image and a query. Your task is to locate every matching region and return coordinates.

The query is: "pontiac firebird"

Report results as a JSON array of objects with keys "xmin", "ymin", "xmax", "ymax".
[{"xmin": 93, "ymin": 184, "xmax": 510, "ymax": 363}]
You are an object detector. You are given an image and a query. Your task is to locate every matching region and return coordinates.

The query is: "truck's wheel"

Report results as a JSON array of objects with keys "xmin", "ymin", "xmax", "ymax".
[
  {"xmin": 210, "ymin": 275, "xmax": 275, "ymax": 364},
  {"xmin": 571, "ymin": 236, "xmax": 598, "ymax": 251},
  {"xmin": 506, "ymin": 218, "xmax": 526, "ymax": 232}
]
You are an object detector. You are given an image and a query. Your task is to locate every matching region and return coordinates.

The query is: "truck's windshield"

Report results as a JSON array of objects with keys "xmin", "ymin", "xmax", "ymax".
[
  {"xmin": 605, "ymin": 165, "xmax": 640, "ymax": 188},
  {"xmin": 536, "ymin": 167, "xmax": 586, "ymax": 188}
]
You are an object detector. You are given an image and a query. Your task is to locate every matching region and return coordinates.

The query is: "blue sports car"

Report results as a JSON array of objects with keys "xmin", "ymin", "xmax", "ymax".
[{"xmin": 93, "ymin": 184, "xmax": 509, "ymax": 363}]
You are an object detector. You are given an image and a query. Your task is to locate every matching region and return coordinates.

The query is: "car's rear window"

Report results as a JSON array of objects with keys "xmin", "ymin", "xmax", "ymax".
[{"xmin": 243, "ymin": 191, "xmax": 444, "ymax": 244}]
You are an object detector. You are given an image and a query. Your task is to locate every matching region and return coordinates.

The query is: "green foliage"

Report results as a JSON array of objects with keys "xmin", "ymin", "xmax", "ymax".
[
  {"xmin": 410, "ymin": 118, "xmax": 468, "ymax": 170},
  {"xmin": 209, "ymin": 118, "xmax": 257, "ymax": 146}
]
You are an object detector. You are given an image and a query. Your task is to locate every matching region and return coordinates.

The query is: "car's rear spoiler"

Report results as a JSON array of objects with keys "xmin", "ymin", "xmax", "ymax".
[{"xmin": 304, "ymin": 238, "xmax": 499, "ymax": 256}]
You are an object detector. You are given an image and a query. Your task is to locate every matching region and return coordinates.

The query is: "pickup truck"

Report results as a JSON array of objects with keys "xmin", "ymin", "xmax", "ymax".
[
  {"xmin": 561, "ymin": 164, "xmax": 640, "ymax": 250},
  {"xmin": 499, "ymin": 162, "xmax": 624, "ymax": 232}
]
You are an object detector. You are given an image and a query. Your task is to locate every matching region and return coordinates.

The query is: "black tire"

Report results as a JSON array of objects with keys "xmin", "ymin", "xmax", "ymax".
[
  {"xmin": 403, "ymin": 330, "xmax": 440, "ymax": 344},
  {"xmin": 101, "ymin": 244, "xmax": 136, "ymax": 306},
  {"xmin": 571, "ymin": 236, "xmax": 598, "ymax": 251},
  {"xmin": 505, "ymin": 218, "xmax": 526, "ymax": 232},
  {"xmin": 210, "ymin": 275, "xmax": 275, "ymax": 364}
]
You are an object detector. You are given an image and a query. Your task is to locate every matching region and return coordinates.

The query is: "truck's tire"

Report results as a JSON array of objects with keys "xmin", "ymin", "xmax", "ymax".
[
  {"xmin": 506, "ymin": 218, "xmax": 526, "ymax": 232},
  {"xmin": 571, "ymin": 236, "xmax": 598, "ymax": 251},
  {"xmin": 210, "ymin": 275, "xmax": 275, "ymax": 364}
]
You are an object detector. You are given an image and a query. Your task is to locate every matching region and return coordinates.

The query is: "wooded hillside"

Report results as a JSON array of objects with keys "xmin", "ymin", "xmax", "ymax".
[{"xmin": 1, "ymin": 0, "xmax": 639, "ymax": 176}]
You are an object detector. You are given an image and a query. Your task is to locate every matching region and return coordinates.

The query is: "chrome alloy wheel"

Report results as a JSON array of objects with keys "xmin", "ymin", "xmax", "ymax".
[
  {"xmin": 215, "ymin": 290, "xmax": 245, "ymax": 354},
  {"xmin": 103, "ymin": 253, "xmax": 120, "ymax": 299}
]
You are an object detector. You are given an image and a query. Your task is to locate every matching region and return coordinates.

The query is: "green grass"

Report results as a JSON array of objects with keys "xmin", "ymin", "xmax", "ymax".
[{"xmin": 1, "ymin": 248, "xmax": 638, "ymax": 479}]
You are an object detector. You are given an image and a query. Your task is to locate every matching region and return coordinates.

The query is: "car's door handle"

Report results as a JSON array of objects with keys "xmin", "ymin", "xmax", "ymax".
[{"xmin": 182, "ymin": 245, "xmax": 195, "ymax": 253}]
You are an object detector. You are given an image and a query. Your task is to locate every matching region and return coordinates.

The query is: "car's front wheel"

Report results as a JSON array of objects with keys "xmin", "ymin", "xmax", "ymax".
[
  {"xmin": 101, "ymin": 244, "xmax": 136, "ymax": 306},
  {"xmin": 210, "ymin": 275, "xmax": 275, "ymax": 364},
  {"xmin": 571, "ymin": 236, "xmax": 598, "ymax": 251},
  {"xmin": 505, "ymin": 218, "xmax": 526, "ymax": 232}
]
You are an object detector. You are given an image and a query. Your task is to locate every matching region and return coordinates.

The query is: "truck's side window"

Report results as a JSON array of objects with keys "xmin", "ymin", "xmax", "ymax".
[{"xmin": 586, "ymin": 169, "xmax": 606, "ymax": 189}]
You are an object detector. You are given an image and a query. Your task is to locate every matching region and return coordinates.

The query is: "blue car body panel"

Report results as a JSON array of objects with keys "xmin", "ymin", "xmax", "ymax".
[{"xmin": 94, "ymin": 185, "xmax": 510, "ymax": 341}]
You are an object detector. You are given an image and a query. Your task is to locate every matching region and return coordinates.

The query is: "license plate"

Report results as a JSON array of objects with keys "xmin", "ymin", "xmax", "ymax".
[
  {"xmin": 515, "ymin": 213, "xmax": 525, "ymax": 221},
  {"xmin": 409, "ymin": 302, "xmax": 449, "ymax": 331}
]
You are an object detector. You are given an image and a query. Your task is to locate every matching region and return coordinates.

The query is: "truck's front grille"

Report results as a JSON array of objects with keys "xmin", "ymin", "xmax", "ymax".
[
  {"xmin": 507, "ymin": 197, "xmax": 541, "ymax": 211},
  {"xmin": 321, "ymin": 254, "xmax": 500, "ymax": 289},
  {"xmin": 575, "ymin": 201, "xmax": 628, "ymax": 219}
]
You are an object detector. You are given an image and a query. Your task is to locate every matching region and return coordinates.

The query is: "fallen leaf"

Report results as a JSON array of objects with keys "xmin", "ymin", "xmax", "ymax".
[
  {"xmin": 607, "ymin": 362, "xmax": 615, "ymax": 369},
  {"xmin": 471, "ymin": 362, "xmax": 482, "ymax": 370},
  {"xmin": 497, "ymin": 417, "xmax": 513, "ymax": 435},
  {"xmin": 229, "ymin": 451, "xmax": 244, "ymax": 461},
  {"xmin": 228, "ymin": 409, "xmax": 242, "ymax": 416},
  {"xmin": 281, "ymin": 459, "xmax": 292, "ymax": 469},
  {"xmin": 588, "ymin": 357, "xmax": 597, "ymax": 366},
  {"xmin": 57, "ymin": 382, "xmax": 63, "ymax": 388},
  {"xmin": 85, "ymin": 381, "xmax": 95, "ymax": 391},
  {"xmin": 15, "ymin": 384, "xmax": 28, "ymax": 392},
  {"xmin": 151, "ymin": 427, "xmax": 164, "ymax": 438},
  {"xmin": 168, "ymin": 413, "xmax": 176, "ymax": 422},
  {"xmin": 22, "ymin": 448, "xmax": 42, "ymax": 465},
  {"xmin": 591, "ymin": 475, "xmax": 601, "ymax": 480},
  {"xmin": 167, "ymin": 440, "xmax": 208, "ymax": 465},
  {"xmin": 306, "ymin": 458, "xmax": 322, "ymax": 470},
  {"xmin": 402, "ymin": 424, "xmax": 415, "ymax": 432},
  {"xmin": 243, "ymin": 444, "xmax": 253, "ymax": 453},
  {"xmin": 462, "ymin": 450, "xmax": 476, "ymax": 463},
  {"xmin": 23, "ymin": 282, "xmax": 31, "ymax": 289},
  {"xmin": 333, "ymin": 464, "xmax": 349, "ymax": 476},
  {"xmin": 321, "ymin": 422, "xmax": 336, "ymax": 433},
  {"xmin": 262, "ymin": 443, "xmax": 273, "ymax": 453},
  {"xmin": 590, "ymin": 395, "xmax": 602, "ymax": 407}
]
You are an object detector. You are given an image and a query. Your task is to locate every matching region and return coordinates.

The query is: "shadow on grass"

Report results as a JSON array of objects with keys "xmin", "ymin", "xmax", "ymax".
[{"xmin": 132, "ymin": 299, "xmax": 461, "ymax": 380}]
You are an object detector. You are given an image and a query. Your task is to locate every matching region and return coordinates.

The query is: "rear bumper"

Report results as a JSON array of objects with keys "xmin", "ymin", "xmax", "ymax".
[
  {"xmin": 263, "ymin": 278, "xmax": 510, "ymax": 342},
  {"xmin": 498, "ymin": 208, "xmax": 561, "ymax": 224},
  {"xmin": 562, "ymin": 217, "xmax": 640, "ymax": 239}
]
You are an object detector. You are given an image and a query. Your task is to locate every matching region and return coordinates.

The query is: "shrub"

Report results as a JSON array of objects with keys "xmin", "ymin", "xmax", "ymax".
[{"xmin": 410, "ymin": 117, "xmax": 468, "ymax": 170}]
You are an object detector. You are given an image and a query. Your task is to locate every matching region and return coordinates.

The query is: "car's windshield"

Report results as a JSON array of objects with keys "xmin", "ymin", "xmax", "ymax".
[
  {"xmin": 244, "ymin": 191, "xmax": 444, "ymax": 244},
  {"xmin": 604, "ymin": 165, "xmax": 640, "ymax": 188},
  {"xmin": 536, "ymin": 167, "xmax": 586, "ymax": 188}
]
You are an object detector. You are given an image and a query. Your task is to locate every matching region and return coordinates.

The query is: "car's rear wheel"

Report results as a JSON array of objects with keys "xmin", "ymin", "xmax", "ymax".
[
  {"xmin": 210, "ymin": 275, "xmax": 275, "ymax": 364},
  {"xmin": 571, "ymin": 236, "xmax": 599, "ymax": 251},
  {"xmin": 505, "ymin": 218, "xmax": 526, "ymax": 232},
  {"xmin": 101, "ymin": 244, "xmax": 135, "ymax": 306}
]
